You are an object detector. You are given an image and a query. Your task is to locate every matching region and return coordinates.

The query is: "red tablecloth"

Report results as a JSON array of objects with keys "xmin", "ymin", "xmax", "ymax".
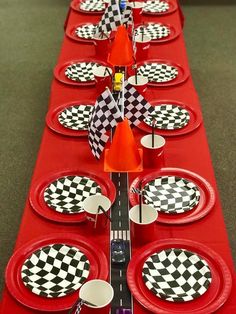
[{"xmin": 1, "ymin": 1, "xmax": 235, "ymax": 313}]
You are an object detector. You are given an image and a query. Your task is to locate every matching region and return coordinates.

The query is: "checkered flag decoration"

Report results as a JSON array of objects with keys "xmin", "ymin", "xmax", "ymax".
[
  {"xmin": 88, "ymin": 89, "xmax": 123, "ymax": 159},
  {"xmin": 122, "ymin": 3, "xmax": 133, "ymax": 26},
  {"xmin": 131, "ymin": 187, "xmax": 143, "ymax": 195},
  {"xmin": 96, "ymin": 0, "xmax": 122, "ymax": 34},
  {"xmin": 75, "ymin": 299, "xmax": 85, "ymax": 314},
  {"xmin": 123, "ymin": 81, "xmax": 154, "ymax": 126}
]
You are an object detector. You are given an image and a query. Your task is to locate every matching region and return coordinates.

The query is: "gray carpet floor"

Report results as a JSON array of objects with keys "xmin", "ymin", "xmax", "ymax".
[{"xmin": 0, "ymin": 0, "xmax": 235, "ymax": 295}]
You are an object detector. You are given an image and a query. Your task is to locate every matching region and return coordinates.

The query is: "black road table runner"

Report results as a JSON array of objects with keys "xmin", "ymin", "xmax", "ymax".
[{"xmin": 110, "ymin": 173, "xmax": 132, "ymax": 312}]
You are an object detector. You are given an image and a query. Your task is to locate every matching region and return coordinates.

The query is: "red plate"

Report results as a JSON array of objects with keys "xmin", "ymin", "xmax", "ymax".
[
  {"xmin": 129, "ymin": 168, "xmax": 215, "ymax": 224},
  {"xmin": 132, "ymin": 59, "xmax": 190, "ymax": 87},
  {"xmin": 143, "ymin": 0, "xmax": 178, "ymax": 16},
  {"xmin": 46, "ymin": 101, "xmax": 95, "ymax": 137},
  {"xmin": 29, "ymin": 170, "xmax": 116, "ymax": 223},
  {"xmin": 127, "ymin": 239, "xmax": 232, "ymax": 314},
  {"xmin": 66, "ymin": 23, "xmax": 97, "ymax": 44},
  {"xmin": 71, "ymin": 0, "xmax": 105, "ymax": 15},
  {"xmin": 5, "ymin": 234, "xmax": 108, "ymax": 312},
  {"xmin": 53, "ymin": 59, "xmax": 110, "ymax": 86},
  {"xmin": 136, "ymin": 100, "xmax": 202, "ymax": 137},
  {"xmin": 134, "ymin": 22, "xmax": 181, "ymax": 44}
]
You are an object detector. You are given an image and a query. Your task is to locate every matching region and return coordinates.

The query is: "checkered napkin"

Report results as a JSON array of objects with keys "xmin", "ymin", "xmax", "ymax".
[
  {"xmin": 123, "ymin": 81, "xmax": 154, "ymax": 126},
  {"xmin": 142, "ymin": 248, "xmax": 212, "ymax": 302},
  {"xmin": 88, "ymin": 89, "xmax": 123, "ymax": 159},
  {"xmin": 21, "ymin": 244, "xmax": 90, "ymax": 298},
  {"xmin": 96, "ymin": 0, "xmax": 122, "ymax": 34}
]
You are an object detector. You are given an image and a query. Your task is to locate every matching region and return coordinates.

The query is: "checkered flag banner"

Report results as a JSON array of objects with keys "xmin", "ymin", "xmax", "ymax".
[
  {"xmin": 96, "ymin": 0, "xmax": 122, "ymax": 34},
  {"xmin": 122, "ymin": 3, "xmax": 133, "ymax": 26},
  {"xmin": 88, "ymin": 124, "xmax": 109, "ymax": 159},
  {"xmin": 75, "ymin": 299, "xmax": 85, "ymax": 314},
  {"xmin": 121, "ymin": 2, "xmax": 136, "ymax": 55},
  {"xmin": 123, "ymin": 81, "xmax": 154, "ymax": 126},
  {"xmin": 131, "ymin": 187, "xmax": 143, "ymax": 195},
  {"xmin": 90, "ymin": 89, "xmax": 123, "ymax": 133},
  {"xmin": 88, "ymin": 89, "xmax": 123, "ymax": 159}
]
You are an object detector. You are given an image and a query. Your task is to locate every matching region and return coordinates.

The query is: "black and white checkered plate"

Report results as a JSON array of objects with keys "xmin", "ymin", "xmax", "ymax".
[
  {"xmin": 144, "ymin": 104, "xmax": 190, "ymax": 130},
  {"xmin": 21, "ymin": 244, "xmax": 90, "ymax": 298},
  {"xmin": 58, "ymin": 105, "xmax": 94, "ymax": 131},
  {"xmin": 143, "ymin": 0, "xmax": 170, "ymax": 13},
  {"xmin": 80, "ymin": 0, "xmax": 105, "ymax": 12},
  {"xmin": 142, "ymin": 248, "xmax": 212, "ymax": 302},
  {"xmin": 75, "ymin": 24, "xmax": 97, "ymax": 39},
  {"xmin": 65, "ymin": 62, "xmax": 100, "ymax": 82},
  {"xmin": 135, "ymin": 23, "xmax": 170, "ymax": 40},
  {"xmin": 137, "ymin": 63, "xmax": 178, "ymax": 83},
  {"xmin": 44, "ymin": 175, "xmax": 102, "ymax": 214},
  {"xmin": 143, "ymin": 176, "xmax": 200, "ymax": 214}
]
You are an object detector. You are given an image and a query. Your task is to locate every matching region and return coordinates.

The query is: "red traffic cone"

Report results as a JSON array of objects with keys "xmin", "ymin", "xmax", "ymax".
[
  {"xmin": 108, "ymin": 25, "xmax": 134, "ymax": 66},
  {"xmin": 104, "ymin": 118, "xmax": 142, "ymax": 172}
]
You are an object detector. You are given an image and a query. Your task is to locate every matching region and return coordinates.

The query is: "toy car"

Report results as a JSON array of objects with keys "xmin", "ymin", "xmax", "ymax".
[
  {"xmin": 111, "ymin": 239, "xmax": 126, "ymax": 263},
  {"xmin": 113, "ymin": 72, "xmax": 124, "ymax": 92},
  {"xmin": 116, "ymin": 309, "xmax": 132, "ymax": 314}
]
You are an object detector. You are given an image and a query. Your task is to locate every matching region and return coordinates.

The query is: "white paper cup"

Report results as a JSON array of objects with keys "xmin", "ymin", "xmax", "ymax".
[
  {"xmin": 131, "ymin": 2, "xmax": 144, "ymax": 9},
  {"xmin": 134, "ymin": 34, "xmax": 151, "ymax": 43},
  {"xmin": 129, "ymin": 204, "xmax": 158, "ymax": 245},
  {"xmin": 79, "ymin": 279, "xmax": 114, "ymax": 309},
  {"xmin": 93, "ymin": 65, "xmax": 112, "ymax": 78},
  {"xmin": 83, "ymin": 195, "xmax": 111, "ymax": 230},
  {"xmin": 128, "ymin": 75, "xmax": 148, "ymax": 94},
  {"xmin": 93, "ymin": 66, "xmax": 113, "ymax": 94}
]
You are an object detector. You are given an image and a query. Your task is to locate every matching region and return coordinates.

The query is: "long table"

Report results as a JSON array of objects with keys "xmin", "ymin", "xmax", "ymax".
[{"xmin": 1, "ymin": 1, "xmax": 236, "ymax": 313}]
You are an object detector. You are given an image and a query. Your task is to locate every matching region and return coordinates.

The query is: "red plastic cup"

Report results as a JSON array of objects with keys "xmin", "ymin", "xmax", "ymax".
[
  {"xmin": 131, "ymin": 2, "xmax": 144, "ymax": 25},
  {"xmin": 127, "ymin": 75, "xmax": 148, "ymax": 95},
  {"xmin": 93, "ymin": 33, "xmax": 111, "ymax": 59},
  {"xmin": 93, "ymin": 65, "xmax": 113, "ymax": 94},
  {"xmin": 129, "ymin": 204, "xmax": 158, "ymax": 245},
  {"xmin": 82, "ymin": 195, "xmax": 111, "ymax": 232},
  {"xmin": 79, "ymin": 279, "xmax": 114, "ymax": 314},
  {"xmin": 134, "ymin": 34, "xmax": 151, "ymax": 61},
  {"xmin": 141, "ymin": 134, "xmax": 166, "ymax": 168}
]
